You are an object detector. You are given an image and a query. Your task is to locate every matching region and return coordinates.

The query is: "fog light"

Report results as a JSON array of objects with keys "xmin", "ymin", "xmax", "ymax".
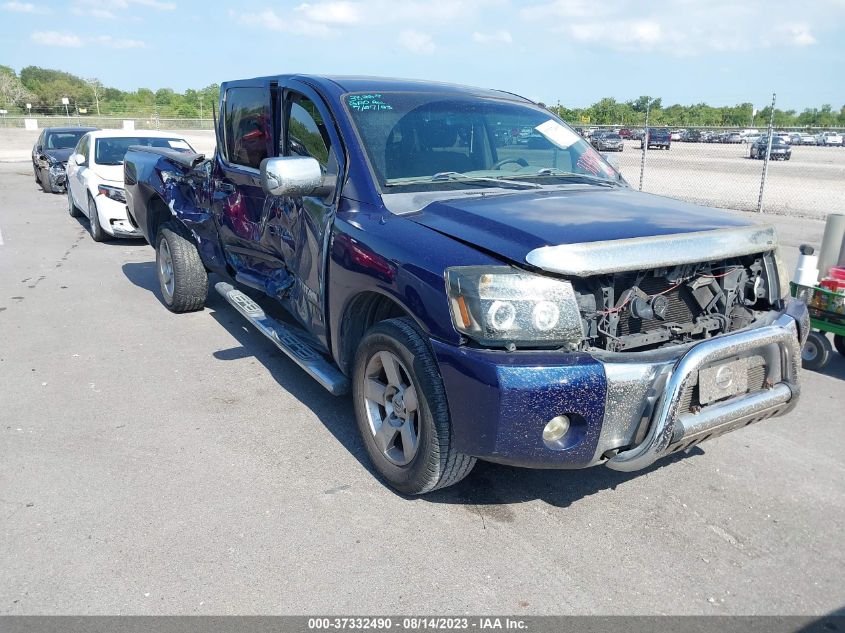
[{"xmin": 543, "ymin": 415, "xmax": 570, "ymax": 443}]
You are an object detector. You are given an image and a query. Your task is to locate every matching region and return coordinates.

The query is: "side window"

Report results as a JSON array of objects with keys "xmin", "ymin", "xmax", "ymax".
[
  {"xmin": 76, "ymin": 135, "xmax": 89, "ymax": 166},
  {"xmin": 286, "ymin": 95, "xmax": 331, "ymax": 171},
  {"xmin": 36, "ymin": 131, "xmax": 45, "ymax": 150},
  {"xmin": 224, "ymin": 87, "xmax": 272, "ymax": 169}
]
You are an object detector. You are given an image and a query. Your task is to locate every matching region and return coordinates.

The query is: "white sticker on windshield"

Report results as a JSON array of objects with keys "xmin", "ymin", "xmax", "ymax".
[
  {"xmin": 168, "ymin": 139, "xmax": 191, "ymax": 150},
  {"xmin": 534, "ymin": 119, "xmax": 581, "ymax": 149}
]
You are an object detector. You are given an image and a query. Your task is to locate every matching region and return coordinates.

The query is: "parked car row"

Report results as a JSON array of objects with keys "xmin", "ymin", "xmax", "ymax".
[
  {"xmin": 34, "ymin": 127, "xmax": 196, "ymax": 242},
  {"xmin": 678, "ymin": 129, "xmax": 842, "ymax": 146},
  {"xmin": 575, "ymin": 126, "xmax": 844, "ymax": 148}
]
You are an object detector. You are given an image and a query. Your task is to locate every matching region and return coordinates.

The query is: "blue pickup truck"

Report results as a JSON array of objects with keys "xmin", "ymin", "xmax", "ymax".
[{"xmin": 123, "ymin": 75, "xmax": 808, "ymax": 495}]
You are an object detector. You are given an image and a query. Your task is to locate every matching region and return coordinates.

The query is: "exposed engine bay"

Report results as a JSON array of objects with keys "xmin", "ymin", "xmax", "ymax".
[{"xmin": 572, "ymin": 253, "xmax": 782, "ymax": 352}]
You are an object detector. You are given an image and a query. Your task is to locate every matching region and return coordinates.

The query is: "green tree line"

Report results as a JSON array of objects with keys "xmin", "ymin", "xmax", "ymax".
[
  {"xmin": 550, "ymin": 96, "xmax": 845, "ymax": 128},
  {"xmin": 0, "ymin": 65, "xmax": 219, "ymax": 118},
  {"xmin": 1, "ymin": 65, "xmax": 844, "ymax": 128}
]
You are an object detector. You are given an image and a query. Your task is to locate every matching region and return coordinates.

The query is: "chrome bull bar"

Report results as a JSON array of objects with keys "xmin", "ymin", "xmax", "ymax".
[{"xmin": 606, "ymin": 312, "xmax": 802, "ymax": 472}]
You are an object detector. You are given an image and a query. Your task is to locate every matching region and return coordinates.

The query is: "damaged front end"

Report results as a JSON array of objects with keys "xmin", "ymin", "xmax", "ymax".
[
  {"xmin": 47, "ymin": 160, "xmax": 68, "ymax": 190},
  {"xmin": 524, "ymin": 225, "xmax": 793, "ymax": 354},
  {"xmin": 441, "ymin": 224, "xmax": 808, "ymax": 472}
]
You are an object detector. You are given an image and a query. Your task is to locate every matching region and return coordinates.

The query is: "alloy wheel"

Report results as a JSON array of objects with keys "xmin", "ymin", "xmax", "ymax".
[
  {"xmin": 362, "ymin": 350, "xmax": 420, "ymax": 466},
  {"xmin": 158, "ymin": 237, "xmax": 175, "ymax": 303}
]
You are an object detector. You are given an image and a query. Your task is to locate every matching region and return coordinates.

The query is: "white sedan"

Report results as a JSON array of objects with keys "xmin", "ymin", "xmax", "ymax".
[
  {"xmin": 66, "ymin": 130, "xmax": 195, "ymax": 241},
  {"xmin": 817, "ymin": 131, "xmax": 843, "ymax": 147}
]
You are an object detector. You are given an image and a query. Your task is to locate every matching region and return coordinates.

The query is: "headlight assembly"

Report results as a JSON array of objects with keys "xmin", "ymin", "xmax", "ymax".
[
  {"xmin": 97, "ymin": 184, "xmax": 126, "ymax": 203},
  {"xmin": 445, "ymin": 266, "xmax": 584, "ymax": 348}
]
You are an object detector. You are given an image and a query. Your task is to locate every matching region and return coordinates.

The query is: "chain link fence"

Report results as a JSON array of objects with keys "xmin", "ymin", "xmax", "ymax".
[
  {"xmin": 0, "ymin": 115, "xmax": 214, "ymax": 130},
  {"xmin": 577, "ymin": 124, "xmax": 845, "ymax": 219}
]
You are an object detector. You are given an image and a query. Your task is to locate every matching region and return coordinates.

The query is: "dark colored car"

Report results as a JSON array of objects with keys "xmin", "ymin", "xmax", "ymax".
[
  {"xmin": 618, "ymin": 128, "xmax": 632, "ymax": 139},
  {"xmin": 31, "ymin": 127, "xmax": 98, "ymax": 193},
  {"xmin": 750, "ymin": 136, "xmax": 792, "ymax": 160},
  {"xmin": 123, "ymin": 75, "xmax": 806, "ymax": 495},
  {"xmin": 591, "ymin": 132, "xmax": 624, "ymax": 152},
  {"xmin": 641, "ymin": 127, "xmax": 671, "ymax": 149},
  {"xmin": 682, "ymin": 130, "xmax": 702, "ymax": 142}
]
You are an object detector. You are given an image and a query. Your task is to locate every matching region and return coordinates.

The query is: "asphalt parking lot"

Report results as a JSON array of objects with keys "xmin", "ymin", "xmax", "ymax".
[{"xmin": 1, "ymin": 159, "xmax": 844, "ymax": 616}]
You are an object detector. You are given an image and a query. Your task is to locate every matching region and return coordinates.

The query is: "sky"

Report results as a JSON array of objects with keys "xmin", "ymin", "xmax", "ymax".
[{"xmin": 1, "ymin": 0, "xmax": 844, "ymax": 111}]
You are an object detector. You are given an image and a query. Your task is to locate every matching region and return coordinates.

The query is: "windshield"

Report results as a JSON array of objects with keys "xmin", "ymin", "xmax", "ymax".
[
  {"xmin": 343, "ymin": 92, "xmax": 619, "ymax": 192},
  {"xmin": 45, "ymin": 130, "xmax": 87, "ymax": 150},
  {"xmin": 94, "ymin": 136, "xmax": 193, "ymax": 166}
]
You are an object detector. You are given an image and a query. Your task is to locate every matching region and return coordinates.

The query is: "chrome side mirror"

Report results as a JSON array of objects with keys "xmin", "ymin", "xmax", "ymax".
[
  {"xmin": 259, "ymin": 156, "xmax": 322, "ymax": 197},
  {"xmin": 73, "ymin": 153, "xmax": 85, "ymax": 166}
]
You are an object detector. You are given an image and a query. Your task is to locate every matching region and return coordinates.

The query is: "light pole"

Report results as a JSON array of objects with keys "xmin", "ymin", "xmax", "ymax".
[{"xmin": 198, "ymin": 95, "xmax": 203, "ymax": 122}]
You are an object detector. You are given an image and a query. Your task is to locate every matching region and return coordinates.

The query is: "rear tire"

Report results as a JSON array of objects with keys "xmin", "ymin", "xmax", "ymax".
[
  {"xmin": 802, "ymin": 331, "xmax": 832, "ymax": 371},
  {"xmin": 155, "ymin": 221, "xmax": 208, "ymax": 313},
  {"xmin": 87, "ymin": 194, "xmax": 107, "ymax": 242},
  {"xmin": 352, "ymin": 317, "xmax": 476, "ymax": 495}
]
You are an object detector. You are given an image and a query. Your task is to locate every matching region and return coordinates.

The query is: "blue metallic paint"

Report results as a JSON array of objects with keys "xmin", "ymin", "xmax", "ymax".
[
  {"xmin": 432, "ymin": 340, "xmax": 608, "ymax": 467},
  {"xmin": 406, "ymin": 187, "xmax": 751, "ymax": 265}
]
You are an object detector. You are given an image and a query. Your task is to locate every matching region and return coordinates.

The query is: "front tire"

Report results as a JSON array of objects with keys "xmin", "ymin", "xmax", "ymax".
[
  {"xmin": 352, "ymin": 317, "xmax": 475, "ymax": 495},
  {"xmin": 802, "ymin": 331, "xmax": 832, "ymax": 371},
  {"xmin": 155, "ymin": 221, "xmax": 208, "ymax": 313},
  {"xmin": 87, "ymin": 194, "xmax": 107, "ymax": 242}
]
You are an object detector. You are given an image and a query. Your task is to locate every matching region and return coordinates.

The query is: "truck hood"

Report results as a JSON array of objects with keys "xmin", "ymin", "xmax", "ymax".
[{"xmin": 403, "ymin": 186, "xmax": 768, "ymax": 275}]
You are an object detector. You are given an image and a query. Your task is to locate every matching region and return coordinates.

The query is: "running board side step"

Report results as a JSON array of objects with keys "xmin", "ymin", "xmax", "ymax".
[{"xmin": 215, "ymin": 282, "xmax": 349, "ymax": 396}]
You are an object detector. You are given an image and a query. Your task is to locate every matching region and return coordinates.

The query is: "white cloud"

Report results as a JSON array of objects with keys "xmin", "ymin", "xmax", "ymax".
[
  {"xmin": 71, "ymin": 5, "xmax": 116, "ymax": 18},
  {"xmin": 233, "ymin": 0, "xmax": 831, "ymax": 56},
  {"xmin": 29, "ymin": 31, "xmax": 147, "ymax": 48},
  {"xmin": 784, "ymin": 24, "xmax": 817, "ymax": 46},
  {"xmin": 520, "ymin": 0, "xmax": 598, "ymax": 20},
  {"xmin": 95, "ymin": 35, "xmax": 146, "ymax": 48},
  {"xmin": 70, "ymin": 0, "xmax": 174, "ymax": 19},
  {"xmin": 234, "ymin": 8, "xmax": 335, "ymax": 37},
  {"xmin": 472, "ymin": 30, "xmax": 512, "ymax": 44},
  {"xmin": 523, "ymin": 0, "xmax": 834, "ymax": 55},
  {"xmin": 2, "ymin": 1, "xmax": 45, "ymax": 12},
  {"xmin": 235, "ymin": 0, "xmax": 498, "ymax": 39},
  {"xmin": 30, "ymin": 31, "xmax": 83, "ymax": 47},
  {"xmin": 568, "ymin": 19, "xmax": 662, "ymax": 50},
  {"xmin": 131, "ymin": 0, "xmax": 175, "ymax": 9},
  {"xmin": 400, "ymin": 29, "xmax": 435, "ymax": 54},
  {"xmin": 294, "ymin": 1, "xmax": 360, "ymax": 24}
]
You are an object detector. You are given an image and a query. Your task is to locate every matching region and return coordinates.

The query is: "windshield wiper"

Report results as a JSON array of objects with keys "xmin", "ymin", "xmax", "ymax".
[
  {"xmin": 507, "ymin": 168, "xmax": 618, "ymax": 187},
  {"xmin": 385, "ymin": 171, "xmax": 541, "ymax": 190}
]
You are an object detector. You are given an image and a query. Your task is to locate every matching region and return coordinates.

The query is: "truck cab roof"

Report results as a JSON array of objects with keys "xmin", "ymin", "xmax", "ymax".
[{"xmin": 223, "ymin": 74, "xmax": 534, "ymax": 104}]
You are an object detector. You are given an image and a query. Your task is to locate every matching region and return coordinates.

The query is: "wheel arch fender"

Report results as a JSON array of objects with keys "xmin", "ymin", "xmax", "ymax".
[{"xmin": 335, "ymin": 290, "xmax": 423, "ymax": 376}]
